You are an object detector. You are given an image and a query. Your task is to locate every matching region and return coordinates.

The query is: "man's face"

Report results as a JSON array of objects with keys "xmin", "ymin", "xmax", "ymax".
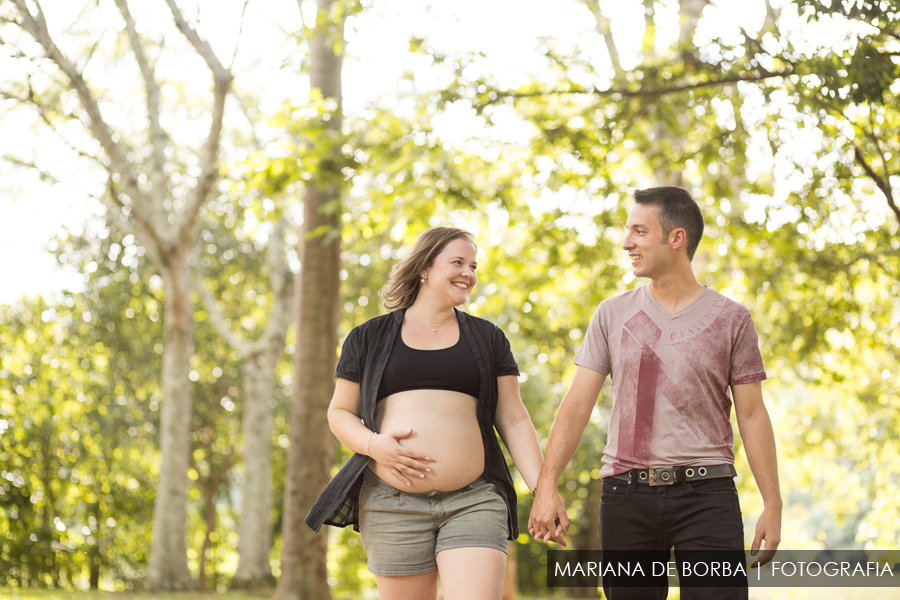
[{"xmin": 622, "ymin": 203, "xmax": 670, "ymax": 279}]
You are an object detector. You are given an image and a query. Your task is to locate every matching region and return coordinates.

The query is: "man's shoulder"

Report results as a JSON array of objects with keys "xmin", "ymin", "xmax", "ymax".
[
  {"xmin": 595, "ymin": 286, "xmax": 646, "ymax": 313},
  {"xmin": 703, "ymin": 288, "xmax": 754, "ymax": 320}
]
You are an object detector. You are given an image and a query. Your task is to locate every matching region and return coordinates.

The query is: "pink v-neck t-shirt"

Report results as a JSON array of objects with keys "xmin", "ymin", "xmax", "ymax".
[{"xmin": 574, "ymin": 285, "xmax": 767, "ymax": 478}]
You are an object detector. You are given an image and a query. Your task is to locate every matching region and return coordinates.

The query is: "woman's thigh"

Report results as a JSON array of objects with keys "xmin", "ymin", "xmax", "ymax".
[
  {"xmin": 436, "ymin": 546, "xmax": 507, "ymax": 600},
  {"xmin": 374, "ymin": 571, "xmax": 439, "ymax": 600}
]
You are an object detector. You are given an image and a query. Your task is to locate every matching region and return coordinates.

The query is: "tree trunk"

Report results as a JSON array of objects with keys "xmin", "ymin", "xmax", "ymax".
[
  {"xmin": 88, "ymin": 542, "xmax": 101, "ymax": 589},
  {"xmin": 147, "ymin": 254, "xmax": 195, "ymax": 590},
  {"xmin": 233, "ymin": 350, "xmax": 279, "ymax": 589},
  {"xmin": 199, "ymin": 472, "xmax": 218, "ymax": 591},
  {"xmin": 276, "ymin": 2, "xmax": 344, "ymax": 597}
]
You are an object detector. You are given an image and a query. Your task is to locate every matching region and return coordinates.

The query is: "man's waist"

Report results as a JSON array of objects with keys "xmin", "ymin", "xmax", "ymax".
[{"xmin": 605, "ymin": 464, "xmax": 737, "ymax": 486}]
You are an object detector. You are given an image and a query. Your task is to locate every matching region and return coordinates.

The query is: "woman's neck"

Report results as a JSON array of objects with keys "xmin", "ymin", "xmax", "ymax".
[{"xmin": 408, "ymin": 298, "xmax": 456, "ymax": 325}]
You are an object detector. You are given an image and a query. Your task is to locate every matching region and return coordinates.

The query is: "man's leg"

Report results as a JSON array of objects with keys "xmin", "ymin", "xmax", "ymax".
[
  {"xmin": 669, "ymin": 477, "xmax": 748, "ymax": 600},
  {"xmin": 599, "ymin": 479, "xmax": 670, "ymax": 600}
]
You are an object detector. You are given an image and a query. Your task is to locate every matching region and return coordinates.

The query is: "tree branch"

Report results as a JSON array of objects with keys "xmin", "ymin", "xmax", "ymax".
[
  {"xmin": 581, "ymin": 0, "xmax": 621, "ymax": 73},
  {"xmin": 232, "ymin": 90, "xmax": 264, "ymax": 151},
  {"xmin": 478, "ymin": 69, "xmax": 792, "ymax": 108},
  {"xmin": 163, "ymin": 0, "xmax": 233, "ymax": 249},
  {"xmin": 163, "ymin": 0, "xmax": 233, "ymax": 84},
  {"xmin": 106, "ymin": 173, "xmax": 168, "ymax": 268},
  {"xmin": 250, "ymin": 218, "xmax": 293, "ymax": 355},
  {"xmin": 113, "ymin": 0, "xmax": 169, "ymax": 204},
  {"xmin": 3, "ymin": 155, "xmax": 104, "ymax": 203},
  {"xmin": 853, "ymin": 145, "xmax": 899, "ymax": 226},
  {"xmin": 229, "ymin": 0, "xmax": 252, "ymax": 71},
  {"xmin": 1, "ymin": 87, "xmax": 103, "ymax": 166},
  {"xmin": 10, "ymin": 0, "xmax": 163, "ymax": 247},
  {"xmin": 193, "ymin": 273, "xmax": 251, "ymax": 357},
  {"xmin": 178, "ymin": 78, "xmax": 228, "ymax": 248}
]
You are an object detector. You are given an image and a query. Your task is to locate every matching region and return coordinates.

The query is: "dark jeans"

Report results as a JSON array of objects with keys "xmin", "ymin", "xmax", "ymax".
[{"xmin": 599, "ymin": 476, "xmax": 748, "ymax": 600}]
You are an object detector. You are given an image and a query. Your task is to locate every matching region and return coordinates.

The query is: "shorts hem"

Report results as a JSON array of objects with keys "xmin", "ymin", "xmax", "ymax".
[
  {"xmin": 367, "ymin": 562, "xmax": 437, "ymax": 577},
  {"xmin": 436, "ymin": 539, "xmax": 509, "ymax": 555}
]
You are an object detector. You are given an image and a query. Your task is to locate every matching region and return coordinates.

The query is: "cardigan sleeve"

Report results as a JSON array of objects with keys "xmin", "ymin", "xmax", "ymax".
[
  {"xmin": 334, "ymin": 326, "xmax": 362, "ymax": 382},
  {"xmin": 492, "ymin": 324, "xmax": 520, "ymax": 377}
]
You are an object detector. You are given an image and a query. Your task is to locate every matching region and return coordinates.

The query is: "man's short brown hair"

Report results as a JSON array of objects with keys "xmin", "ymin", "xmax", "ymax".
[{"xmin": 634, "ymin": 187, "xmax": 705, "ymax": 260}]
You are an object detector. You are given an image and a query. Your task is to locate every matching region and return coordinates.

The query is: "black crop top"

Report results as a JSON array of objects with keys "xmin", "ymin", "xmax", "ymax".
[{"xmin": 376, "ymin": 327, "xmax": 481, "ymax": 401}]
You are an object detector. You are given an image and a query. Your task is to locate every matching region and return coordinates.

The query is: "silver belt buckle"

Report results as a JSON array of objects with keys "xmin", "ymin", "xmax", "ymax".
[{"xmin": 649, "ymin": 467, "xmax": 676, "ymax": 486}]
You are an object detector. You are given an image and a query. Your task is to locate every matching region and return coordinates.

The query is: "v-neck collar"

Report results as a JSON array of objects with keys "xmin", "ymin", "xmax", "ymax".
[{"xmin": 642, "ymin": 284, "xmax": 711, "ymax": 319}]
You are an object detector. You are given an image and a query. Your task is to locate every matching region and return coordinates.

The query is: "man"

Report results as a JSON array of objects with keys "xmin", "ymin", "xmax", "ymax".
[{"xmin": 529, "ymin": 187, "xmax": 781, "ymax": 599}]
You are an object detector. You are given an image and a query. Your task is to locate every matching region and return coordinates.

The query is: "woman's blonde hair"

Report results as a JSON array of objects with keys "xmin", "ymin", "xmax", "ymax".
[{"xmin": 380, "ymin": 227, "xmax": 476, "ymax": 311}]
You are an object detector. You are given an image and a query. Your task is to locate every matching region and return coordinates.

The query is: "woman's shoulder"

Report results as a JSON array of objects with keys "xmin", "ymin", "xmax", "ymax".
[
  {"xmin": 459, "ymin": 311, "xmax": 507, "ymax": 338},
  {"xmin": 347, "ymin": 311, "xmax": 401, "ymax": 340}
]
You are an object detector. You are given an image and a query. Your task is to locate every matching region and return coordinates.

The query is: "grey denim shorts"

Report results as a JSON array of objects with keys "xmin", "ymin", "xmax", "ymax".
[{"xmin": 358, "ymin": 469, "xmax": 509, "ymax": 576}]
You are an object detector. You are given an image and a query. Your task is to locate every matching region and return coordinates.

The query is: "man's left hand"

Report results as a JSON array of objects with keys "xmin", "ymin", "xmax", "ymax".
[{"xmin": 749, "ymin": 505, "xmax": 782, "ymax": 568}]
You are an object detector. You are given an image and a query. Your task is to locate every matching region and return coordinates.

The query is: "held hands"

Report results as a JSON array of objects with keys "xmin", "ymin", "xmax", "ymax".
[
  {"xmin": 528, "ymin": 483, "xmax": 570, "ymax": 547},
  {"xmin": 368, "ymin": 428, "xmax": 434, "ymax": 487}
]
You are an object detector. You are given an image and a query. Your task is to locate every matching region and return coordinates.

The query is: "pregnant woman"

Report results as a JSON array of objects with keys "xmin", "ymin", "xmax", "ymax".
[{"xmin": 305, "ymin": 227, "xmax": 544, "ymax": 600}]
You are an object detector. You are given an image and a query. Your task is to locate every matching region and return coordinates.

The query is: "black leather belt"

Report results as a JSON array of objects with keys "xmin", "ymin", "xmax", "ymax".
[{"xmin": 605, "ymin": 464, "xmax": 737, "ymax": 486}]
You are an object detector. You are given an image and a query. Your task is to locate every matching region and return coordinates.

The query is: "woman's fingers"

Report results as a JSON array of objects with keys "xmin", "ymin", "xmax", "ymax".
[
  {"xmin": 402, "ymin": 457, "xmax": 432, "ymax": 473},
  {"xmin": 373, "ymin": 429, "xmax": 436, "ymax": 480},
  {"xmin": 390, "ymin": 467, "xmax": 412, "ymax": 486}
]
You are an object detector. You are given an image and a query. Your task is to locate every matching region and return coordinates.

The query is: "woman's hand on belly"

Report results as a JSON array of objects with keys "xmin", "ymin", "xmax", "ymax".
[
  {"xmin": 368, "ymin": 428, "xmax": 435, "ymax": 486},
  {"xmin": 373, "ymin": 390, "xmax": 485, "ymax": 492}
]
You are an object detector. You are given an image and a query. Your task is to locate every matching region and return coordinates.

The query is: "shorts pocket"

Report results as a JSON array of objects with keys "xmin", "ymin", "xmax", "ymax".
[
  {"xmin": 600, "ymin": 480, "xmax": 628, "ymax": 506},
  {"xmin": 360, "ymin": 480, "xmax": 398, "ymax": 511}
]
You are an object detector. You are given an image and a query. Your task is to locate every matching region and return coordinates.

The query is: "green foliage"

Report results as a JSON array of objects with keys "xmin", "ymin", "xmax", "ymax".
[{"xmin": 0, "ymin": 291, "xmax": 158, "ymax": 589}]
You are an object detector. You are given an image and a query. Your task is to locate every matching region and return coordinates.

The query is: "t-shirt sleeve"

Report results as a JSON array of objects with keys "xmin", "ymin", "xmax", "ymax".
[
  {"xmin": 730, "ymin": 314, "xmax": 767, "ymax": 385},
  {"xmin": 334, "ymin": 327, "xmax": 361, "ymax": 382},
  {"xmin": 574, "ymin": 305, "xmax": 611, "ymax": 376},
  {"xmin": 493, "ymin": 325, "xmax": 520, "ymax": 377}
]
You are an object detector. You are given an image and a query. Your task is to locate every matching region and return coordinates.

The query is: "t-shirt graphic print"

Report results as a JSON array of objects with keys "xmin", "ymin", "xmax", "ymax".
[{"xmin": 574, "ymin": 286, "xmax": 767, "ymax": 478}]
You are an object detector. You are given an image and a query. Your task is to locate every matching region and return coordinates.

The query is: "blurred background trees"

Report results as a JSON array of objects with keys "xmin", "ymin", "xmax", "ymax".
[{"xmin": 1, "ymin": 0, "xmax": 898, "ymax": 597}]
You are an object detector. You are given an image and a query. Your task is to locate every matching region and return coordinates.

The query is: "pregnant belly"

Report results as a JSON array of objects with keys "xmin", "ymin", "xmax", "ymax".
[{"xmin": 371, "ymin": 389, "xmax": 485, "ymax": 493}]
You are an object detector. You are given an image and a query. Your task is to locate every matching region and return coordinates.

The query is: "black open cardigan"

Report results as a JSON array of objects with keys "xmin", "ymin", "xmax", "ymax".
[{"xmin": 304, "ymin": 307, "xmax": 522, "ymax": 540}]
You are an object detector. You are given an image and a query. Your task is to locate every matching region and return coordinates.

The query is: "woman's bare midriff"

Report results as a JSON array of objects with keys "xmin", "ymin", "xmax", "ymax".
[{"xmin": 371, "ymin": 389, "xmax": 484, "ymax": 493}]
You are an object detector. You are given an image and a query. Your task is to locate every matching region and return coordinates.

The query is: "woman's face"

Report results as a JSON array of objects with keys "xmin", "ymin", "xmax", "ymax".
[{"xmin": 420, "ymin": 237, "xmax": 478, "ymax": 307}]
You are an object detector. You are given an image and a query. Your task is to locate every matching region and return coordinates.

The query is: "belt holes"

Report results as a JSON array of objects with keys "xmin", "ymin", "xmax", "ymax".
[
  {"xmin": 685, "ymin": 468, "xmax": 695, "ymax": 477},
  {"xmin": 639, "ymin": 472, "xmax": 648, "ymax": 480},
  {"xmin": 661, "ymin": 472, "xmax": 670, "ymax": 481},
  {"xmin": 698, "ymin": 467, "xmax": 707, "ymax": 476}
]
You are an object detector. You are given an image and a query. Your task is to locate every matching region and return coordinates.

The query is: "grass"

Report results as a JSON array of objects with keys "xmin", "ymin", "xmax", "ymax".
[
  {"xmin": 0, "ymin": 591, "xmax": 271, "ymax": 600},
  {"xmin": 4, "ymin": 587, "xmax": 899, "ymax": 600}
]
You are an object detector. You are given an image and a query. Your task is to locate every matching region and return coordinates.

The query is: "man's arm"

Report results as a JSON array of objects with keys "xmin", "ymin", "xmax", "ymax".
[
  {"xmin": 529, "ymin": 366, "xmax": 606, "ymax": 544},
  {"xmin": 733, "ymin": 381, "xmax": 782, "ymax": 567}
]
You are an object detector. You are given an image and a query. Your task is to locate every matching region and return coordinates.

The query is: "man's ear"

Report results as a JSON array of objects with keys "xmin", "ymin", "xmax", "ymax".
[{"xmin": 670, "ymin": 228, "xmax": 688, "ymax": 251}]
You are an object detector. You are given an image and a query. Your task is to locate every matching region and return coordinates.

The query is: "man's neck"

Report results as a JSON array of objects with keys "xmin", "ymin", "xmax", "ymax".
[{"xmin": 648, "ymin": 268, "xmax": 705, "ymax": 314}]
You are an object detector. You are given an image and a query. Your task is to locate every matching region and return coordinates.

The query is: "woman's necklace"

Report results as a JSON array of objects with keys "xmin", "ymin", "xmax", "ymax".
[{"xmin": 409, "ymin": 309, "xmax": 455, "ymax": 333}]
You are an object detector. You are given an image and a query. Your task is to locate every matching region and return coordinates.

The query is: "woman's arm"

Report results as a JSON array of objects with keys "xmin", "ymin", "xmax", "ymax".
[
  {"xmin": 327, "ymin": 378, "xmax": 433, "ymax": 486},
  {"xmin": 493, "ymin": 375, "xmax": 544, "ymax": 493}
]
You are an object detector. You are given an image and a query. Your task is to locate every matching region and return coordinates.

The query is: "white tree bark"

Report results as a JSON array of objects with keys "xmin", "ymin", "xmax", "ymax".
[
  {"xmin": 8, "ymin": 0, "xmax": 233, "ymax": 589},
  {"xmin": 197, "ymin": 222, "xmax": 293, "ymax": 588}
]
